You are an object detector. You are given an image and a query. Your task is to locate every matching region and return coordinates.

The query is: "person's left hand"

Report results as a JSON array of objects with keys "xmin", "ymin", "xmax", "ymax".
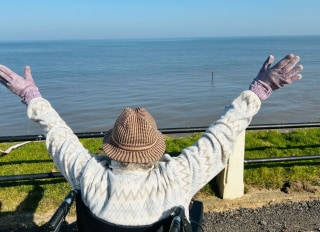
[
  {"xmin": 249, "ymin": 54, "xmax": 303, "ymax": 100},
  {"xmin": 0, "ymin": 65, "xmax": 41, "ymax": 104}
]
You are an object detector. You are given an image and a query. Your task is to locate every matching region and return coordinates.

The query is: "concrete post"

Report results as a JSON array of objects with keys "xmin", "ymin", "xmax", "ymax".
[{"xmin": 216, "ymin": 131, "xmax": 245, "ymax": 199}]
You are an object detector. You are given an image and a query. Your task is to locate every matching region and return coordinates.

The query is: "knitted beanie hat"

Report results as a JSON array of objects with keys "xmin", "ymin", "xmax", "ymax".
[{"xmin": 102, "ymin": 107, "xmax": 166, "ymax": 163}]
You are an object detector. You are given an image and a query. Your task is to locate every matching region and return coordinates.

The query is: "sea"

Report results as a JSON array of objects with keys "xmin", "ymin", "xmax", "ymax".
[{"xmin": 0, "ymin": 36, "xmax": 319, "ymax": 137}]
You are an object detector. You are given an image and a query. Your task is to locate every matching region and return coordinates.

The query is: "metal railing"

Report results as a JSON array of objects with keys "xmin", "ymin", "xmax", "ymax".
[
  {"xmin": 2, "ymin": 122, "xmax": 320, "ymax": 142},
  {"xmin": 1, "ymin": 122, "xmax": 320, "ymax": 183}
]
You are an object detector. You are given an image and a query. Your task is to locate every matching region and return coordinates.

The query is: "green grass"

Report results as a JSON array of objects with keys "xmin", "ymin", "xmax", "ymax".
[
  {"xmin": 244, "ymin": 128, "xmax": 320, "ymax": 188},
  {"xmin": 0, "ymin": 128, "xmax": 319, "ymax": 216}
]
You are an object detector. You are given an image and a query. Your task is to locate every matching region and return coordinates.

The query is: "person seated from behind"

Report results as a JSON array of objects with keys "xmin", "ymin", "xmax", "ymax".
[{"xmin": 0, "ymin": 54, "xmax": 302, "ymax": 226}]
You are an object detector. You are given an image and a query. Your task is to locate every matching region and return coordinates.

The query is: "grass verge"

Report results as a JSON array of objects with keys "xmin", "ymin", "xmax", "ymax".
[{"xmin": 0, "ymin": 128, "xmax": 319, "ymax": 217}]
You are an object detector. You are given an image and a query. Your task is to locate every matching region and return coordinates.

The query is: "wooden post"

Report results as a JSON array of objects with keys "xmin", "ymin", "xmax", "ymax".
[{"xmin": 216, "ymin": 131, "xmax": 245, "ymax": 199}]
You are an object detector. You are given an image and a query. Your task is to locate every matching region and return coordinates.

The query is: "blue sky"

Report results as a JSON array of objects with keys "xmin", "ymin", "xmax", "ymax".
[{"xmin": 1, "ymin": 0, "xmax": 319, "ymax": 41}]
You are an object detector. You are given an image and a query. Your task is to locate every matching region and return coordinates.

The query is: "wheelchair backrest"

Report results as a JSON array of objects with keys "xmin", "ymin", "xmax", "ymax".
[
  {"xmin": 46, "ymin": 189, "xmax": 203, "ymax": 232},
  {"xmin": 75, "ymin": 194, "xmax": 191, "ymax": 232}
]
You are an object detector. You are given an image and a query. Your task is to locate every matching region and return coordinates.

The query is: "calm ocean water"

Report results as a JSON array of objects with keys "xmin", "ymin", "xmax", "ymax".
[{"xmin": 0, "ymin": 36, "xmax": 319, "ymax": 136}]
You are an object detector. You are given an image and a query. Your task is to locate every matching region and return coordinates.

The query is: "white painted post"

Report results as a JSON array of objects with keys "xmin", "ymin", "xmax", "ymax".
[{"xmin": 216, "ymin": 131, "xmax": 245, "ymax": 199}]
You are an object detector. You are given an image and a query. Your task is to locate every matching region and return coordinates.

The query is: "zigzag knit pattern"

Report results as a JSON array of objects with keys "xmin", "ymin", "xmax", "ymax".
[{"xmin": 27, "ymin": 90, "xmax": 261, "ymax": 226}]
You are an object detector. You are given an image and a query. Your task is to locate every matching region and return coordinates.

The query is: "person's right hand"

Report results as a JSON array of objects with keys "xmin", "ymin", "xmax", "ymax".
[
  {"xmin": 249, "ymin": 54, "xmax": 303, "ymax": 100},
  {"xmin": 0, "ymin": 65, "xmax": 41, "ymax": 104}
]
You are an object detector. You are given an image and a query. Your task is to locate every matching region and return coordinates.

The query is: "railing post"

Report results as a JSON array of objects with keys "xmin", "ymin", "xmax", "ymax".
[{"xmin": 216, "ymin": 131, "xmax": 245, "ymax": 199}]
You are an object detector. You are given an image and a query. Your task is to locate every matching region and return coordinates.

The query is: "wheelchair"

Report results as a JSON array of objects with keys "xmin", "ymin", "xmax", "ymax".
[{"xmin": 46, "ymin": 189, "xmax": 204, "ymax": 232}]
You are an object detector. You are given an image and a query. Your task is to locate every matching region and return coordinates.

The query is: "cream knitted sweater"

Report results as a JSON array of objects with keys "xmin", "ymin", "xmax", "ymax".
[{"xmin": 27, "ymin": 90, "xmax": 261, "ymax": 226}]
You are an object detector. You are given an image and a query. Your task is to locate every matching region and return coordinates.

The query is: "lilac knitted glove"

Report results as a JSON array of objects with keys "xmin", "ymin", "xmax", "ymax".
[
  {"xmin": 0, "ymin": 65, "xmax": 42, "ymax": 104},
  {"xmin": 250, "ymin": 54, "xmax": 303, "ymax": 100}
]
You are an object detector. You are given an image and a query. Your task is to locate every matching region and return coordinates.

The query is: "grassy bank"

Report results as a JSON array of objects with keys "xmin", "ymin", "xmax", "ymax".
[{"xmin": 0, "ymin": 128, "xmax": 319, "ymax": 216}]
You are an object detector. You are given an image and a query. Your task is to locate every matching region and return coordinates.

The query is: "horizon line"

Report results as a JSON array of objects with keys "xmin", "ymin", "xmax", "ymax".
[{"xmin": 0, "ymin": 34, "xmax": 319, "ymax": 43}]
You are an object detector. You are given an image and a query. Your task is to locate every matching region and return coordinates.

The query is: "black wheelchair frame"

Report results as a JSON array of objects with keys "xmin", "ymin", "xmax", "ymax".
[{"xmin": 46, "ymin": 189, "xmax": 204, "ymax": 232}]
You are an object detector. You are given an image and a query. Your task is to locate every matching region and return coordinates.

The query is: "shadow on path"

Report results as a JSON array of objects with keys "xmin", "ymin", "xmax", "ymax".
[{"xmin": 0, "ymin": 184, "xmax": 47, "ymax": 231}]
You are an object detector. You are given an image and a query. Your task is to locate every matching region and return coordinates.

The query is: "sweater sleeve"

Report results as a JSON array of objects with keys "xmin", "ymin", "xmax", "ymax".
[
  {"xmin": 171, "ymin": 90, "xmax": 261, "ymax": 197},
  {"xmin": 27, "ymin": 98, "xmax": 92, "ymax": 189}
]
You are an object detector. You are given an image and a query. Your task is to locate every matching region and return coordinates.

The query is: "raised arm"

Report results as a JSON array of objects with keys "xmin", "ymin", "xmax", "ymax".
[
  {"xmin": 171, "ymin": 54, "xmax": 303, "ymax": 196},
  {"xmin": 0, "ymin": 65, "xmax": 92, "ymax": 189}
]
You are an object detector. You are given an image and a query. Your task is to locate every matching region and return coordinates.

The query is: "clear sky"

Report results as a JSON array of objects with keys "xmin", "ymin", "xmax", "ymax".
[{"xmin": 1, "ymin": 0, "xmax": 319, "ymax": 41}]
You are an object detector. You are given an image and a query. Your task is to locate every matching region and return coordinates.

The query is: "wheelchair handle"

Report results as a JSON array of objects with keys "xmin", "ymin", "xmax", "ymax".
[
  {"xmin": 169, "ymin": 207, "xmax": 184, "ymax": 232},
  {"xmin": 46, "ymin": 189, "xmax": 79, "ymax": 232}
]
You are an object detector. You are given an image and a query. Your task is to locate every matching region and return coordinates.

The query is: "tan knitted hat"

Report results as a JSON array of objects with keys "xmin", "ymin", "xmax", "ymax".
[{"xmin": 102, "ymin": 107, "xmax": 166, "ymax": 163}]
